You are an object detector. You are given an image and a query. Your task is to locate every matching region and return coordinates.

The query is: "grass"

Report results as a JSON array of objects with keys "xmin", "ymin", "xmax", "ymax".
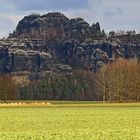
[{"xmin": 0, "ymin": 102, "xmax": 140, "ymax": 140}]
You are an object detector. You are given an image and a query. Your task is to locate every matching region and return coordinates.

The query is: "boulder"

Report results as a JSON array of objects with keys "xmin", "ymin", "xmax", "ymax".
[{"xmin": 53, "ymin": 64, "xmax": 73, "ymax": 76}]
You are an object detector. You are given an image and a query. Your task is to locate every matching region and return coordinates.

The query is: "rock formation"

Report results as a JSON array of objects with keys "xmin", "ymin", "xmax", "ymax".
[
  {"xmin": 0, "ymin": 12, "xmax": 140, "ymax": 81},
  {"xmin": 12, "ymin": 12, "xmax": 99, "ymax": 40}
]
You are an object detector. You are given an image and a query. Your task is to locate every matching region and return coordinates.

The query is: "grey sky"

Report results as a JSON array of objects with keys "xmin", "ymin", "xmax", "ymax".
[{"xmin": 0, "ymin": 0, "xmax": 139, "ymax": 38}]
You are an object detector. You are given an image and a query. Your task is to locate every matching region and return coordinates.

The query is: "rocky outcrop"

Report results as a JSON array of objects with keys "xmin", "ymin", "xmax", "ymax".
[
  {"xmin": 12, "ymin": 12, "xmax": 100, "ymax": 40},
  {"xmin": 0, "ymin": 12, "xmax": 140, "ymax": 81},
  {"xmin": 0, "ymin": 38, "xmax": 74, "ymax": 78},
  {"xmin": 1, "ymin": 36, "xmax": 140, "ymax": 76}
]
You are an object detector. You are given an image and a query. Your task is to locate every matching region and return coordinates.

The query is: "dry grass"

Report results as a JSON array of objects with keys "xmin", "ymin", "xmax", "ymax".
[{"xmin": 0, "ymin": 102, "xmax": 52, "ymax": 107}]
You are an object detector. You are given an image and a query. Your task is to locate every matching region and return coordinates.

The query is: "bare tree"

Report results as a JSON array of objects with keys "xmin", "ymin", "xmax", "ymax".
[
  {"xmin": 0, "ymin": 75, "xmax": 19, "ymax": 102},
  {"xmin": 95, "ymin": 64, "xmax": 109, "ymax": 102}
]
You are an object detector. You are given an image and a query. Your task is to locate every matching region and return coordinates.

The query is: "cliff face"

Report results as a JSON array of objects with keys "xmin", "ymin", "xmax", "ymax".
[
  {"xmin": 0, "ymin": 12, "xmax": 140, "ymax": 80},
  {"xmin": 12, "ymin": 12, "xmax": 92, "ymax": 40},
  {"xmin": 0, "ymin": 37, "xmax": 140, "ymax": 76}
]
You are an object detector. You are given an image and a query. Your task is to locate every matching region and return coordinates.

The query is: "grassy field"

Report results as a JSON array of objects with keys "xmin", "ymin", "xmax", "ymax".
[{"xmin": 0, "ymin": 102, "xmax": 140, "ymax": 140}]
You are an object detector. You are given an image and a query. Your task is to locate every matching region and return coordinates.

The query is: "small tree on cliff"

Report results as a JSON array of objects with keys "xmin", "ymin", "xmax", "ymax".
[{"xmin": 0, "ymin": 75, "xmax": 19, "ymax": 102}]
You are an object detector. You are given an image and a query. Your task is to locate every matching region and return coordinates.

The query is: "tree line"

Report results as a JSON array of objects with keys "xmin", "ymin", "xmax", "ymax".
[
  {"xmin": 95, "ymin": 58, "xmax": 140, "ymax": 102},
  {"xmin": 0, "ymin": 58, "xmax": 140, "ymax": 102}
]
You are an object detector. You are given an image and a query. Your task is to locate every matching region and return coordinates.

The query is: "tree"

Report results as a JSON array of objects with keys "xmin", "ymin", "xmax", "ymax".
[
  {"xmin": 91, "ymin": 22, "xmax": 101, "ymax": 37},
  {"xmin": 125, "ymin": 59, "xmax": 140, "ymax": 102},
  {"xmin": 94, "ymin": 58, "xmax": 140, "ymax": 102},
  {"xmin": 107, "ymin": 58, "xmax": 140, "ymax": 102},
  {"xmin": 108, "ymin": 59, "xmax": 127, "ymax": 101},
  {"xmin": 101, "ymin": 29, "xmax": 107, "ymax": 38},
  {"xmin": 95, "ymin": 64, "xmax": 109, "ymax": 102},
  {"xmin": 109, "ymin": 31, "xmax": 115, "ymax": 38},
  {"xmin": 127, "ymin": 30, "xmax": 136, "ymax": 36},
  {"xmin": 0, "ymin": 75, "xmax": 19, "ymax": 102}
]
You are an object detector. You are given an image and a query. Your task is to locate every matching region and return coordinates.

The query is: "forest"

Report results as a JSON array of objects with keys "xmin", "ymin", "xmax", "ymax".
[{"xmin": 0, "ymin": 58, "xmax": 140, "ymax": 102}]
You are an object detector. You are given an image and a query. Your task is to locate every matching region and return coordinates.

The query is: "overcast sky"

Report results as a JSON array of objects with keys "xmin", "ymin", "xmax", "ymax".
[{"xmin": 0, "ymin": 0, "xmax": 140, "ymax": 38}]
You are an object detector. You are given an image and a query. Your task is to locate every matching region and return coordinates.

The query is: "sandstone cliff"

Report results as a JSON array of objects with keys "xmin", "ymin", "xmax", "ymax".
[
  {"xmin": 0, "ymin": 12, "xmax": 140, "ymax": 81},
  {"xmin": 12, "ymin": 12, "xmax": 95, "ymax": 40}
]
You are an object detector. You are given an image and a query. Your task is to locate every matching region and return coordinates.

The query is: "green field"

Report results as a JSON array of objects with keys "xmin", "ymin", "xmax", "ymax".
[{"xmin": 0, "ymin": 102, "xmax": 140, "ymax": 140}]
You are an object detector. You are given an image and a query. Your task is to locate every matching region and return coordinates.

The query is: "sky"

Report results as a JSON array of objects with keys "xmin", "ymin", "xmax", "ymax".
[{"xmin": 0, "ymin": 0, "xmax": 140, "ymax": 38}]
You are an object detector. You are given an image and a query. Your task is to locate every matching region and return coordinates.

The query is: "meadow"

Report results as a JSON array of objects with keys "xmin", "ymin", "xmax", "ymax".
[{"xmin": 0, "ymin": 102, "xmax": 140, "ymax": 140}]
